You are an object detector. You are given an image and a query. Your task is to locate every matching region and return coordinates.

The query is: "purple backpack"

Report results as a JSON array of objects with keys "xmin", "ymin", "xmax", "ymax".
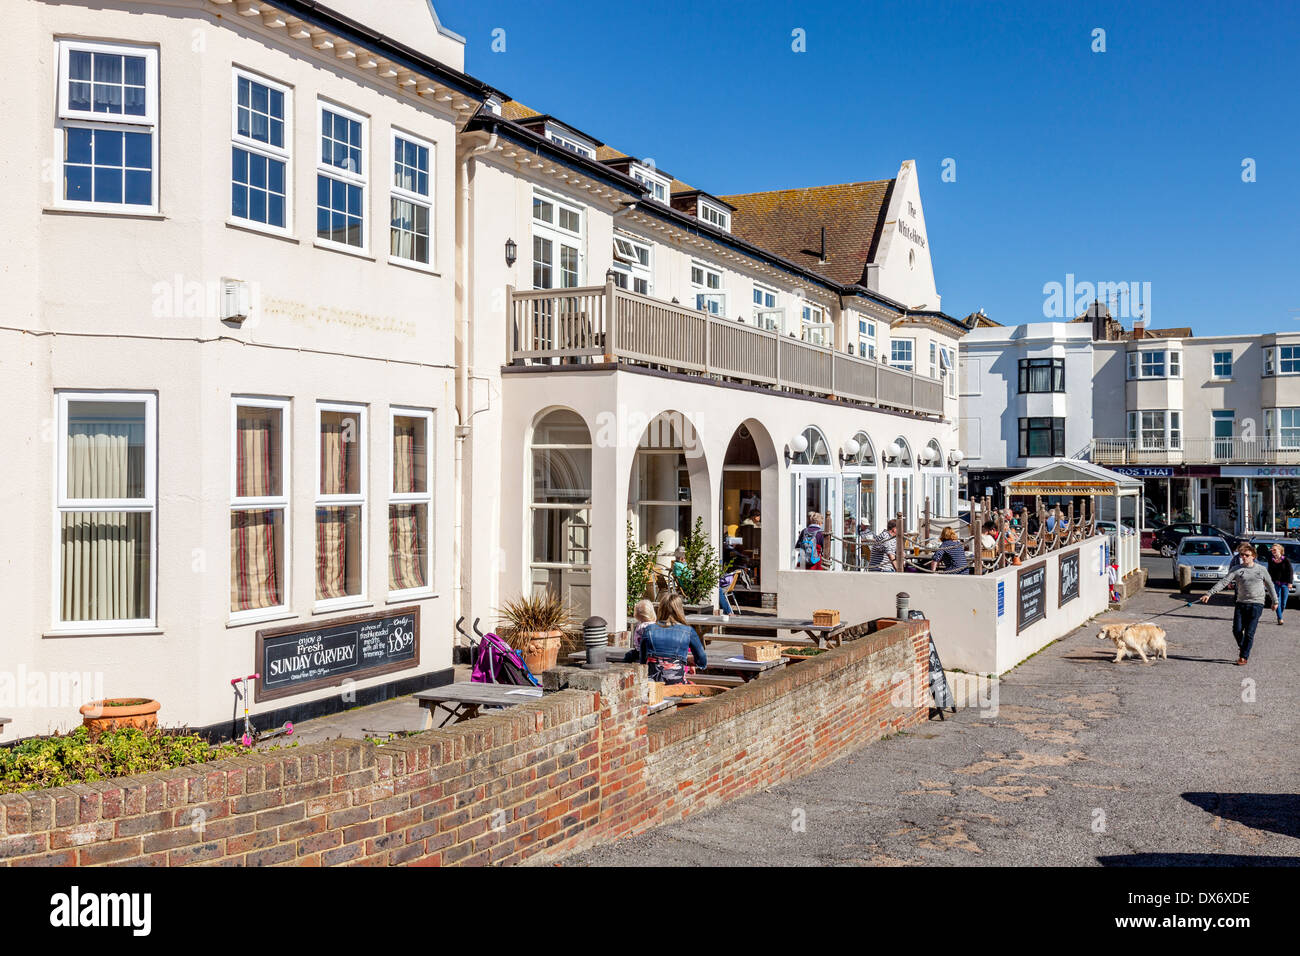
[{"xmin": 470, "ymin": 632, "xmax": 540, "ymax": 687}]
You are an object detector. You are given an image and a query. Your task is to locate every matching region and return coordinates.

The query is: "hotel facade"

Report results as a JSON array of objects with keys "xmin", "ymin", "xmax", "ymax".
[{"xmin": 3, "ymin": 0, "xmax": 967, "ymax": 738}]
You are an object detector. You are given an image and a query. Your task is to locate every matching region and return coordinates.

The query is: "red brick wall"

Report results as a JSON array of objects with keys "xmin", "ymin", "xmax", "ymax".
[{"xmin": 0, "ymin": 621, "xmax": 929, "ymax": 866}]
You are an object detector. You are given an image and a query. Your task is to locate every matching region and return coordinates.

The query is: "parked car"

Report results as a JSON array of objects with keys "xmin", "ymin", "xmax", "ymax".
[
  {"xmin": 1247, "ymin": 538, "xmax": 1300, "ymax": 564},
  {"xmin": 1096, "ymin": 520, "xmax": 1137, "ymax": 537},
  {"xmin": 1171, "ymin": 536, "xmax": 1234, "ymax": 593},
  {"xmin": 1152, "ymin": 522, "xmax": 1241, "ymax": 557}
]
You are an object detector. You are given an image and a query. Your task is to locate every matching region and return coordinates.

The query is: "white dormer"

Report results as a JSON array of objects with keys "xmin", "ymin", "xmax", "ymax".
[
  {"xmin": 544, "ymin": 122, "xmax": 596, "ymax": 159},
  {"xmin": 697, "ymin": 196, "xmax": 731, "ymax": 232},
  {"xmin": 630, "ymin": 161, "xmax": 670, "ymax": 203}
]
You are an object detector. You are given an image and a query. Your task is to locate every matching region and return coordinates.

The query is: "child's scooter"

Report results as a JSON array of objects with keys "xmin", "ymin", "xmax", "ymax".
[{"xmin": 230, "ymin": 673, "xmax": 293, "ymax": 746}]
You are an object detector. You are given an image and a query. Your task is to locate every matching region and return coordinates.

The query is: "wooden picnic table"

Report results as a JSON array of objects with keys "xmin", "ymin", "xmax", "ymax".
[
  {"xmin": 685, "ymin": 614, "xmax": 846, "ymax": 648},
  {"xmin": 565, "ymin": 650, "xmax": 786, "ymax": 681},
  {"xmin": 413, "ymin": 682, "xmax": 542, "ymax": 729}
]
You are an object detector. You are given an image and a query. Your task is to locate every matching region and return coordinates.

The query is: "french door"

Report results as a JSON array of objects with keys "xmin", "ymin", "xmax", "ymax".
[{"xmin": 792, "ymin": 471, "xmax": 837, "ymax": 568}]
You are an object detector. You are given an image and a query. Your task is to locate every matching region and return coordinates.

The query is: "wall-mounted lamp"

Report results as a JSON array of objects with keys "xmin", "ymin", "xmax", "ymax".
[
  {"xmin": 883, "ymin": 441, "xmax": 903, "ymax": 463},
  {"xmin": 838, "ymin": 437, "xmax": 861, "ymax": 467},
  {"xmin": 949, "ymin": 448, "xmax": 966, "ymax": 468},
  {"xmin": 504, "ymin": 237, "xmax": 517, "ymax": 267},
  {"xmin": 784, "ymin": 433, "xmax": 809, "ymax": 467}
]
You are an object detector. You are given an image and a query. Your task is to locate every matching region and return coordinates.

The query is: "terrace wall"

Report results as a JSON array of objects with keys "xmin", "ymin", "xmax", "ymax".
[{"xmin": 0, "ymin": 621, "xmax": 929, "ymax": 867}]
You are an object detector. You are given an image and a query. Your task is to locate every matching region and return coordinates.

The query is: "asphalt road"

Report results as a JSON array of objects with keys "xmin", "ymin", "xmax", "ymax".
[{"xmin": 566, "ymin": 553, "xmax": 1300, "ymax": 866}]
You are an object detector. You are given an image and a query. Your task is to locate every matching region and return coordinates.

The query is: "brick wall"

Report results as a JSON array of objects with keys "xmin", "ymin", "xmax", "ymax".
[{"xmin": 0, "ymin": 621, "xmax": 930, "ymax": 866}]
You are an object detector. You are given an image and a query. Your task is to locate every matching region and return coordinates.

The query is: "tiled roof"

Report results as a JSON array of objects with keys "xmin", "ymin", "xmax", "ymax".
[{"xmin": 717, "ymin": 181, "xmax": 894, "ymax": 286}]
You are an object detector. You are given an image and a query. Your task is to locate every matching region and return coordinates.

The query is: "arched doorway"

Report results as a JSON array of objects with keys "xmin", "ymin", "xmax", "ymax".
[
  {"xmin": 627, "ymin": 412, "xmax": 702, "ymax": 560},
  {"xmin": 790, "ymin": 426, "xmax": 834, "ymax": 569},
  {"xmin": 840, "ymin": 431, "xmax": 877, "ymax": 569},
  {"xmin": 529, "ymin": 409, "xmax": 592, "ymax": 619},
  {"xmin": 884, "ymin": 436, "xmax": 914, "ymax": 529}
]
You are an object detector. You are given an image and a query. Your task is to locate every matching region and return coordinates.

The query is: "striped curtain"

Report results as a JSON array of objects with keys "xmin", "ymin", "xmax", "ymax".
[
  {"xmin": 388, "ymin": 423, "xmax": 425, "ymax": 590},
  {"xmin": 316, "ymin": 420, "xmax": 350, "ymax": 599},
  {"xmin": 61, "ymin": 426, "xmax": 149, "ymax": 621},
  {"xmin": 231, "ymin": 413, "xmax": 280, "ymax": 611}
]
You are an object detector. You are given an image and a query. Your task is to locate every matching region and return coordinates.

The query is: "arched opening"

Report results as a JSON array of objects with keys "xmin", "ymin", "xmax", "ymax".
[
  {"xmin": 790, "ymin": 425, "xmax": 835, "ymax": 569},
  {"xmin": 627, "ymin": 411, "xmax": 700, "ymax": 560},
  {"xmin": 884, "ymin": 436, "xmax": 914, "ymax": 528},
  {"xmin": 529, "ymin": 409, "xmax": 592, "ymax": 619},
  {"xmin": 840, "ymin": 431, "xmax": 878, "ymax": 569},
  {"xmin": 721, "ymin": 420, "xmax": 778, "ymax": 594},
  {"xmin": 920, "ymin": 439, "xmax": 955, "ymax": 519}
]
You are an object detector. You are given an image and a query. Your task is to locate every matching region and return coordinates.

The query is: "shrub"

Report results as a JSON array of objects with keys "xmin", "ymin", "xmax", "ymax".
[
  {"xmin": 626, "ymin": 522, "xmax": 662, "ymax": 615},
  {"xmin": 676, "ymin": 516, "xmax": 721, "ymax": 606},
  {"xmin": 0, "ymin": 727, "xmax": 241, "ymax": 794}
]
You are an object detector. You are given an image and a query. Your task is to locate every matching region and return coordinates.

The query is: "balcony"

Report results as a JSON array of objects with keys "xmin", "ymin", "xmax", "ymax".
[
  {"xmin": 507, "ymin": 282, "xmax": 946, "ymax": 418},
  {"xmin": 1090, "ymin": 437, "xmax": 1300, "ymax": 466}
]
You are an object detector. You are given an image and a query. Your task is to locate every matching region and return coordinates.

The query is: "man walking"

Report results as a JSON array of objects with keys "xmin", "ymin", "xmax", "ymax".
[
  {"xmin": 1199, "ymin": 543, "xmax": 1275, "ymax": 665},
  {"xmin": 869, "ymin": 518, "xmax": 899, "ymax": 572}
]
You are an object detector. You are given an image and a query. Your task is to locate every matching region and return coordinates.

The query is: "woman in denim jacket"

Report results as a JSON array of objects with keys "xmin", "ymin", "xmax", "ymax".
[{"xmin": 639, "ymin": 593, "xmax": 707, "ymax": 684}]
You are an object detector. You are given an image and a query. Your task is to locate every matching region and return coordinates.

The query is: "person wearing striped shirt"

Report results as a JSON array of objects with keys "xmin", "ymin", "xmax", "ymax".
[
  {"xmin": 930, "ymin": 526, "xmax": 970, "ymax": 574},
  {"xmin": 868, "ymin": 519, "xmax": 899, "ymax": 571}
]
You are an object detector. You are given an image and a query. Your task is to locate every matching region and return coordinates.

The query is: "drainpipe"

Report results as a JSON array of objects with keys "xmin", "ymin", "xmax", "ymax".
[{"xmin": 453, "ymin": 131, "xmax": 497, "ymax": 639}]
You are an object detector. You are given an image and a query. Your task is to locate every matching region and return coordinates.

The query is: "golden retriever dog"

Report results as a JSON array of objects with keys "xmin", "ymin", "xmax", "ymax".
[{"xmin": 1096, "ymin": 622, "xmax": 1168, "ymax": 664}]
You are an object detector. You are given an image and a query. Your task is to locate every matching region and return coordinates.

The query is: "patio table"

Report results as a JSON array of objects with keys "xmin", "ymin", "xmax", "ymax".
[
  {"xmin": 413, "ymin": 682, "xmax": 543, "ymax": 729},
  {"xmin": 685, "ymin": 614, "xmax": 846, "ymax": 647},
  {"xmin": 565, "ymin": 650, "xmax": 786, "ymax": 681}
]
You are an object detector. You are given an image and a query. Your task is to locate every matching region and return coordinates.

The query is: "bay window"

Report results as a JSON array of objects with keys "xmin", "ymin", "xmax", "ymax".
[
  {"xmin": 691, "ymin": 261, "xmax": 725, "ymax": 315},
  {"xmin": 1019, "ymin": 417, "xmax": 1065, "ymax": 458},
  {"xmin": 1264, "ymin": 345, "xmax": 1300, "ymax": 375},
  {"xmin": 231, "ymin": 70, "xmax": 290, "ymax": 231},
  {"xmin": 890, "ymin": 337, "xmax": 915, "ymax": 371},
  {"xmin": 316, "ymin": 102, "xmax": 367, "ymax": 251},
  {"xmin": 1018, "ymin": 357, "xmax": 1065, "ymax": 393},
  {"xmin": 1127, "ymin": 349, "xmax": 1181, "ymax": 379},
  {"xmin": 390, "ymin": 132, "xmax": 433, "ymax": 266},
  {"xmin": 801, "ymin": 303, "xmax": 828, "ymax": 345},
  {"xmin": 56, "ymin": 392, "xmax": 156, "ymax": 629},
  {"xmin": 1271, "ymin": 408, "xmax": 1300, "ymax": 448},
  {"xmin": 1126, "ymin": 410, "xmax": 1181, "ymax": 450},
  {"xmin": 611, "ymin": 234, "xmax": 652, "ymax": 295},
  {"xmin": 316, "ymin": 403, "xmax": 366, "ymax": 607},
  {"xmin": 231, "ymin": 399, "xmax": 288, "ymax": 617},
  {"xmin": 389, "ymin": 409, "xmax": 433, "ymax": 596},
  {"xmin": 56, "ymin": 40, "xmax": 159, "ymax": 212}
]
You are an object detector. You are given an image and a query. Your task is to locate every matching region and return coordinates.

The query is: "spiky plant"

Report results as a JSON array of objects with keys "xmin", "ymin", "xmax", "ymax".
[{"xmin": 497, "ymin": 589, "xmax": 575, "ymax": 651}]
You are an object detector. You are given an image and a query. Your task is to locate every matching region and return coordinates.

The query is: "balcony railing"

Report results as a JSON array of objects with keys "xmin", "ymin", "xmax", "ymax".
[
  {"xmin": 507, "ymin": 281, "xmax": 946, "ymax": 418},
  {"xmin": 1090, "ymin": 437, "xmax": 1300, "ymax": 465}
]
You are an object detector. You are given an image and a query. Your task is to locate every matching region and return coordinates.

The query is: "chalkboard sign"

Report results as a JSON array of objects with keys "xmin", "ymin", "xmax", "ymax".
[
  {"xmin": 255, "ymin": 606, "xmax": 420, "ymax": 702},
  {"xmin": 1059, "ymin": 549, "xmax": 1080, "ymax": 607},
  {"xmin": 1016, "ymin": 562, "xmax": 1048, "ymax": 634},
  {"xmin": 927, "ymin": 635, "xmax": 955, "ymax": 714}
]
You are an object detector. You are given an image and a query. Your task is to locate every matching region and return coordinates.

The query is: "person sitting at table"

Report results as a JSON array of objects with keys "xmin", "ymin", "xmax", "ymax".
[
  {"xmin": 639, "ymin": 593, "xmax": 707, "ymax": 684},
  {"xmin": 868, "ymin": 519, "xmax": 899, "ymax": 571},
  {"xmin": 930, "ymin": 526, "xmax": 970, "ymax": 574},
  {"xmin": 979, "ymin": 520, "xmax": 998, "ymax": 552},
  {"xmin": 740, "ymin": 510, "xmax": 761, "ymax": 529}
]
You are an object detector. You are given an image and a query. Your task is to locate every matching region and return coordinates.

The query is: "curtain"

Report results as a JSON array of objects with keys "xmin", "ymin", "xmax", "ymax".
[
  {"xmin": 316, "ymin": 420, "xmax": 350, "ymax": 599},
  {"xmin": 389, "ymin": 423, "xmax": 425, "ymax": 590},
  {"xmin": 231, "ymin": 413, "xmax": 280, "ymax": 611},
  {"xmin": 61, "ymin": 426, "xmax": 148, "ymax": 621}
]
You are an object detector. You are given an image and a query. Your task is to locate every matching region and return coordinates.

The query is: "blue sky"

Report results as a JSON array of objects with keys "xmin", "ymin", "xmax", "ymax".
[{"xmin": 440, "ymin": 0, "xmax": 1299, "ymax": 335}]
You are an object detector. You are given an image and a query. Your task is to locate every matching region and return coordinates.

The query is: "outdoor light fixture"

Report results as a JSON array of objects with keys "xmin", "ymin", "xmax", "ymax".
[
  {"xmin": 839, "ymin": 438, "xmax": 861, "ymax": 467},
  {"xmin": 785, "ymin": 433, "xmax": 809, "ymax": 466},
  {"xmin": 504, "ymin": 237, "xmax": 517, "ymax": 267},
  {"xmin": 884, "ymin": 441, "xmax": 903, "ymax": 463},
  {"xmin": 949, "ymin": 448, "xmax": 966, "ymax": 468}
]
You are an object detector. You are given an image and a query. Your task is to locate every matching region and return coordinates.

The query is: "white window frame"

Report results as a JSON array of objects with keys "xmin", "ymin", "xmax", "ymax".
[
  {"xmin": 929, "ymin": 342, "xmax": 938, "ymax": 378},
  {"xmin": 388, "ymin": 407, "xmax": 435, "ymax": 600},
  {"xmin": 1212, "ymin": 349, "xmax": 1233, "ymax": 379},
  {"xmin": 229, "ymin": 68, "xmax": 293, "ymax": 237},
  {"xmin": 610, "ymin": 233, "xmax": 652, "ymax": 296},
  {"xmin": 314, "ymin": 401, "xmax": 368, "ymax": 612},
  {"xmin": 229, "ymin": 396, "xmax": 291, "ymax": 624},
  {"xmin": 388, "ymin": 128, "xmax": 435, "ymax": 271},
  {"xmin": 1274, "ymin": 407, "xmax": 1300, "ymax": 449},
  {"xmin": 800, "ymin": 303, "xmax": 830, "ymax": 346},
  {"xmin": 531, "ymin": 188, "xmax": 584, "ymax": 290},
  {"xmin": 1279, "ymin": 345, "xmax": 1300, "ymax": 375},
  {"xmin": 53, "ymin": 390, "xmax": 158, "ymax": 632},
  {"xmin": 891, "ymin": 337, "xmax": 915, "ymax": 372},
  {"xmin": 54, "ymin": 40, "xmax": 160, "ymax": 214},
  {"xmin": 691, "ymin": 260, "xmax": 726, "ymax": 316},
  {"xmin": 544, "ymin": 123, "xmax": 595, "ymax": 158},
  {"xmin": 940, "ymin": 345, "xmax": 956, "ymax": 397},
  {"xmin": 1129, "ymin": 348, "xmax": 1178, "ymax": 379},
  {"xmin": 1264, "ymin": 346, "xmax": 1276, "ymax": 376},
  {"xmin": 630, "ymin": 162, "xmax": 669, "ymax": 203},
  {"xmin": 315, "ymin": 100, "xmax": 370, "ymax": 256},
  {"xmin": 697, "ymin": 197, "xmax": 731, "ymax": 232}
]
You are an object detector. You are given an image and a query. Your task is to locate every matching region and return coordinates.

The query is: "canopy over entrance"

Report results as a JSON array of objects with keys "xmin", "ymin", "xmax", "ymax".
[{"xmin": 1002, "ymin": 459, "xmax": 1141, "ymax": 579}]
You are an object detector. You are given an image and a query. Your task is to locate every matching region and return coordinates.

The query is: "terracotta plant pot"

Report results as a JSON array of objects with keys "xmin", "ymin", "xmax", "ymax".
[
  {"xmin": 517, "ymin": 630, "xmax": 564, "ymax": 676},
  {"xmin": 79, "ymin": 698, "xmax": 161, "ymax": 735},
  {"xmin": 661, "ymin": 683, "xmax": 726, "ymax": 705}
]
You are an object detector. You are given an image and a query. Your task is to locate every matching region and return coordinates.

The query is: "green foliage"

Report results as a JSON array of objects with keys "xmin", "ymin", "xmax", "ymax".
[
  {"xmin": 496, "ymin": 589, "xmax": 574, "ymax": 649},
  {"xmin": 676, "ymin": 516, "xmax": 721, "ymax": 605},
  {"xmin": 626, "ymin": 522, "xmax": 662, "ymax": 615},
  {"xmin": 0, "ymin": 727, "xmax": 240, "ymax": 795}
]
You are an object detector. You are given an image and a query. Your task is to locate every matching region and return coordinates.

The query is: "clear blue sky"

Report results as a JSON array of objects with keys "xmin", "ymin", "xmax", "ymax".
[{"xmin": 440, "ymin": 0, "xmax": 1299, "ymax": 335}]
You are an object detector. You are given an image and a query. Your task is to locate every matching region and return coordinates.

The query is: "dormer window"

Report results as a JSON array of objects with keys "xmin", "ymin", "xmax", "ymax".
[
  {"xmin": 698, "ymin": 197, "xmax": 731, "ymax": 232},
  {"xmin": 630, "ymin": 162, "xmax": 669, "ymax": 203},
  {"xmin": 543, "ymin": 122, "xmax": 595, "ymax": 158}
]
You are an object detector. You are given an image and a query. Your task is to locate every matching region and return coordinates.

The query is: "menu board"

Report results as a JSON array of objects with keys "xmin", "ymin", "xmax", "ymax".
[
  {"xmin": 1059, "ymin": 549, "xmax": 1081, "ymax": 608},
  {"xmin": 1017, "ymin": 562, "xmax": 1048, "ymax": 634},
  {"xmin": 255, "ymin": 606, "xmax": 420, "ymax": 702}
]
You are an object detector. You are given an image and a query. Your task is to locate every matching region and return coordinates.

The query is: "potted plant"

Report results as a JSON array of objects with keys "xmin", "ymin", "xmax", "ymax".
[
  {"xmin": 626, "ymin": 521, "xmax": 662, "ymax": 617},
  {"xmin": 673, "ymin": 517, "xmax": 721, "ymax": 613},
  {"xmin": 79, "ymin": 697, "xmax": 161, "ymax": 735},
  {"xmin": 497, "ymin": 590, "xmax": 574, "ymax": 676}
]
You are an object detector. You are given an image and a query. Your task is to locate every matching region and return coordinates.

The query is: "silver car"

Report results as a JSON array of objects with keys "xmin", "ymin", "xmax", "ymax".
[{"xmin": 1172, "ymin": 536, "xmax": 1233, "ymax": 592}]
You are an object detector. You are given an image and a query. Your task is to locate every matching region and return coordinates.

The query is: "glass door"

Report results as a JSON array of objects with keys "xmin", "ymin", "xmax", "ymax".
[
  {"xmin": 792, "ymin": 471, "xmax": 836, "ymax": 568},
  {"xmin": 841, "ymin": 472, "xmax": 876, "ymax": 569}
]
